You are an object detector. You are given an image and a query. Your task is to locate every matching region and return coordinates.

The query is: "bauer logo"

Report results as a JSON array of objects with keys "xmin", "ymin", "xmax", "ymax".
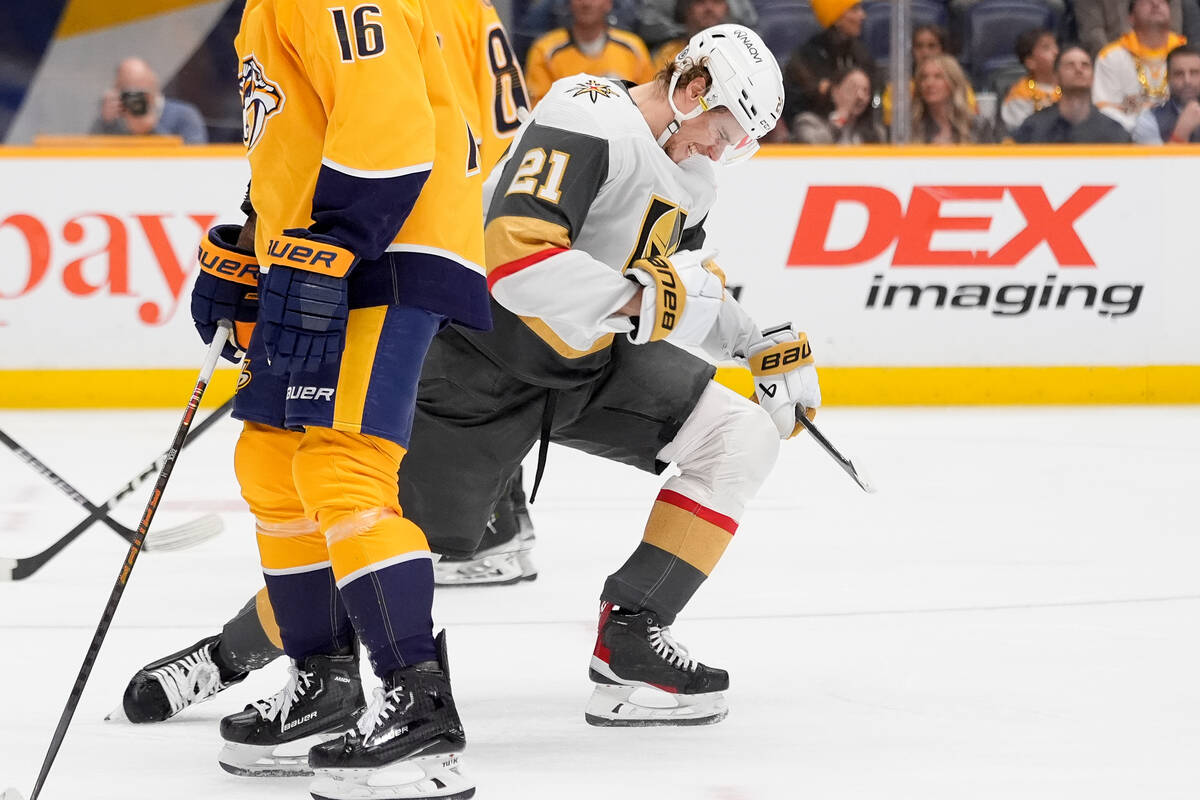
[
  {"xmin": 287, "ymin": 386, "xmax": 334, "ymax": 401},
  {"xmin": 788, "ymin": 185, "xmax": 1113, "ymax": 268}
]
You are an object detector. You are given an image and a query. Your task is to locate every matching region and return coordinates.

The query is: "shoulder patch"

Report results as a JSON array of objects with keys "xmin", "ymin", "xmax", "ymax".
[
  {"xmin": 239, "ymin": 54, "xmax": 284, "ymax": 151},
  {"xmin": 570, "ymin": 79, "xmax": 617, "ymax": 103}
]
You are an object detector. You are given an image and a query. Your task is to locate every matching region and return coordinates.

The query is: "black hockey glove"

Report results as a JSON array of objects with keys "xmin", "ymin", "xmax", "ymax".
[
  {"xmin": 190, "ymin": 224, "xmax": 259, "ymax": 363},
  {"xmin": 258, "ymin": 230, "xmax": 357, "ymax": 374}
]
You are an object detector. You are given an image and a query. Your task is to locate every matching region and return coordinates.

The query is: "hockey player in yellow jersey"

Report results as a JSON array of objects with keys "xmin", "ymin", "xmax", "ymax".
[
  {"xmin": 431, "ymin": 0, "xmax": 530, "ymax": 170},
  {"xmin": 185, "ymin": 0, "xmax": 487, "ymax": 797},
  {"xmin": 123, "ymin": 0, "xmax": 533, "ymax": 747}
]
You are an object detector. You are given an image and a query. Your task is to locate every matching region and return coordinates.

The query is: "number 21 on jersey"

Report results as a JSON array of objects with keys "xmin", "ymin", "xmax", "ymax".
[{"xmin": 506, "ymin": 148, "xmax": 569, "ymax": 203}]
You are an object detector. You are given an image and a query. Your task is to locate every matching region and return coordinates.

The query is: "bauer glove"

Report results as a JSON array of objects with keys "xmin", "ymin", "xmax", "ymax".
[
  {"xmin": 258, "ymin": 229, "xmax": 356, "ymax": 374},
  {"xmin": 624, "ymin": 249, "xmax": 724, "ymax": 346},
  {"xmin": 191, "ymin": 224, "xmax": 259, "ymax": 363},
  {"xmin": 748, "ymin": 325, "xmax": 821, "ymax": 439}
]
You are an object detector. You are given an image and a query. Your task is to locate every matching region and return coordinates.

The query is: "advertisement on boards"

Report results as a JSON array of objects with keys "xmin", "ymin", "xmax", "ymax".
[
  {"xmin": 0, "ymin": 155, "xmax": 247, "ymax": 368},
  {"xmin": 707, "ymin": 153, "xmax": 1200, "ymax": 367},
  {"xmin": 3, "ymin": 151, "xmax": 1200, "ymax": 372}
]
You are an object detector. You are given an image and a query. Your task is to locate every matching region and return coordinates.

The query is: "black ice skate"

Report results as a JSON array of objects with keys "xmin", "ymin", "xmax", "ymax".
[
  {"xmin": 109, "ymin": 635, "xmax": 247, "ymax": 723},
  {"xmin": 218, "ymin": 651, "xmax": 364, "ymax": 777},
  {"xmin": 586, "ymin": 602, "xmax": 729, "ymax": 727},
  {"xmin": 308, "ymin": 632, "xmax": 472, "ymax": 800},
  {"xmin": 435, "ymin": 470, "xmax": 536, "ymax": 587}
]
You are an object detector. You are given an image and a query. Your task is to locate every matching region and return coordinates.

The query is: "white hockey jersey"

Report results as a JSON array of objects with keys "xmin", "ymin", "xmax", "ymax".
[{"xmin": 480, "ymin": 74, "xmax": 719, "ymax": 368}]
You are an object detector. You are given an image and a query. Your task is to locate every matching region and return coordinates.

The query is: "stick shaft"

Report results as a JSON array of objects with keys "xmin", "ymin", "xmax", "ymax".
[
  {"xmin": 27, "ymin": 327, "xmax": 229, "ymax": 800},
  {"xmin": 3, "ymin": 396, "xmax": 234, "ymax": 580}
]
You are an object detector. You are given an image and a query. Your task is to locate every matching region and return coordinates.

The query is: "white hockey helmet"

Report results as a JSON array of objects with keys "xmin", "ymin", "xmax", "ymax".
[{"xmin": 659, "ymin": 24, "xmax": 785, "ymax": 163}]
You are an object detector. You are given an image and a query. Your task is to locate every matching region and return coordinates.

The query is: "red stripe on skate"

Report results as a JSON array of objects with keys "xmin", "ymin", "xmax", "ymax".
[
  {"xmin": 593, "ymin": 601, "xmax": 614, "ymax": 662},
  {"xmin": 656, "ymin": 489, "xmax": 739, "ymax": 535}
]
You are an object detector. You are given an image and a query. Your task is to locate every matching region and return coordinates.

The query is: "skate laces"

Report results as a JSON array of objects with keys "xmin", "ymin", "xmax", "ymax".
[
  {"xmin": 647, "ymin": 625, "xmax": 698, "ymax": 672},
  {"xmin": 150, "ymin": 643, "xmax": 223, "ymax": 715},
  {"xmin": 356, "ymin": 684, "xmax": 414, "ymax": 737},
  {"xmin": 252, "ymin": 663, "xmax": 314, "ymax": 723}
]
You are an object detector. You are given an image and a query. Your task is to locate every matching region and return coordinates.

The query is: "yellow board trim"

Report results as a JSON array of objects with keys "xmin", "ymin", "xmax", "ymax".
[
  {"xmin": 0, "ymin": 368, "xmax": 240, "ymax": 408},
  {"xmin": 1, "ymin": 365, "xmax": 1197, "ymax": 408},
  {"xmin": 713, "ymin": 365, "xmax": 1200, "ymax": 405},
  {"xmin": 55, "ymin": 0, "xmax": 216, "ymax": 38},
  {"xmin": 0, "ymin": 145, "xmax": 246, "ymax": 158}
]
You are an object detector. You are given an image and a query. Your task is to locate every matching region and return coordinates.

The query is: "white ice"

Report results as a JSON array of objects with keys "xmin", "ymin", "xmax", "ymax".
[{"xmin": 1, "ymin": 406, "xmax": 1198, "ymax": 800}]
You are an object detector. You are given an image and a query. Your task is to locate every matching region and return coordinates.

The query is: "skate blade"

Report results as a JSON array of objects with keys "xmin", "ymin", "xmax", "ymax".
[
  {"xmin": 104, "ymin": 702, "xmax": 131, "ymax": 723},
  {"xmin": 218, "ymin": 732, "xmax": 342, "ymax": 778},
  {"xmin": 310, "ymin": 753, "xmax": 474, "ymax": 800},
  {"xmin": 434, "ymin": 555, "xmax": 529, "ymax": 587},
  {"xmin": 584, "ymin": 685, "xmax": 729, "ymax": 727}
]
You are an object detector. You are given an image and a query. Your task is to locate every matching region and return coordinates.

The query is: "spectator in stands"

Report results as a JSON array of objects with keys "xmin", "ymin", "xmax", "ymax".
[
  {"xmin": 912, "ymin": 54, "xmax": 995, "ymax": 142},
  {"xmin": 636, "ymin": 0, "xmax": 757, "ymax": 50},
  {"xmin": 525, "ymin": 0, "xmax": 655, "ymax": 104},
  {"xmin": 793, "ymin": 66, "xmax": 887, "ymax": 143},
  {"xmin": 91, "ymin": 57, "xmax": 207, "ymax": 144},
  {"xmin": 1092, "ymin": 0, "xmax": 1186, "ymax": 131},
  {"xmin": 1076, "ymin": 0, "xmax": 1185, "ymax": 56},
  {"xmin": 1014, "ymin": 44, "xmax": 1133, "ymax": 141},
  {"xmin": 782, "ymin": 0, "xmax": 878, "ymax": 122},
  {"xmin": 1001, "ymin": 27, "xmax": 1061, "ymax": 133},
  {"xmin": 1131, "ymin": 42, "xmax": 1200, "ymax": 140},
  {"xmin": 651, "ymin": 0, "xmax": 730, "ymax": 68},
  {"xmin": 882, "ymin": 24, "xmax": 977, "ymax": 126}
]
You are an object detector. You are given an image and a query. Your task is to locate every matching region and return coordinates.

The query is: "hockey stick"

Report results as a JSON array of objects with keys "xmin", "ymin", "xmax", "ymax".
[
  {"xmin": 796, "ymin": 412, "xmax": 876, "ymax": 494},
  {"xmin": 0, "ymin": 396, "xmax": 232, "ymax": 547},
  {"xmin": 0, "ymin": 397, "xmax": 234, "ymax": 582},
  {"xmin": 6, "ymin": 323, "xmax": 230, "ymax": 800}
]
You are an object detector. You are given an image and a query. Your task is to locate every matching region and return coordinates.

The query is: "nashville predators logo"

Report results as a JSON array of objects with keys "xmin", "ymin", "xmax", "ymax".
[
  {"xmin": 237, "ymin": 358, "xmax": 252, "ymax": 391},
  {"xmin": 571, "ymin": 80, "xmax": 616, "ymax": 103},
  {"xmin": 240, "ymin": 55, "xmax": 284, "ymax": 152}
]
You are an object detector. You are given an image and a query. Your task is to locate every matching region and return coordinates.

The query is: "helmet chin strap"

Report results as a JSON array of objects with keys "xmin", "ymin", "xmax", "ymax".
[{"xmin": 656, "ymin": 70, "xmax": 707, "ymax": 146}]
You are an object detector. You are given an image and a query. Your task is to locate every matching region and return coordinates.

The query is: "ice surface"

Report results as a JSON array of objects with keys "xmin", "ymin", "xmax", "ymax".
[{"xmin": 1, "ymin": 406, "xmax": 1198, "ymax": 799}]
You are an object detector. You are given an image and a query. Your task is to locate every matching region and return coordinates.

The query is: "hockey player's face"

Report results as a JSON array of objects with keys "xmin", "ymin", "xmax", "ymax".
[{"xmin": 665, "ymin": 108, "xmax": 749, "ymax": 164}]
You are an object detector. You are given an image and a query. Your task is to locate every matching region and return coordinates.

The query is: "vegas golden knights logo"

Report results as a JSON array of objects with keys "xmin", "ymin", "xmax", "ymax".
[
  {"xmin": 240, "ymin": 55, "xmax": 284, "ymax": 151},
  {"xmin": 623, "ymin": 195, "xmax": 688, "ymax": 270}
]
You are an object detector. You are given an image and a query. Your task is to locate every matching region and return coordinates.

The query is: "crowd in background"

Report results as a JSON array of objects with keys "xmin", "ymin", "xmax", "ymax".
[
  {"xmin": 92, "ymin": 0, "xmax": 1200, "ymax": 146},
  {"xmin": 506, "ymin": 0, "xmax": 1200, "ymax": 144}
]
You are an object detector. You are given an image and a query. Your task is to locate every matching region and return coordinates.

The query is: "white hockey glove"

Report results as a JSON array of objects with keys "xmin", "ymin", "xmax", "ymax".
[
  {"xmin": 624, "ymin": 249, "xmax": 725, "ymax": 346},
  {"xmin": 748, "ymin": 324, "xmax": 822, "ymax": 439}
]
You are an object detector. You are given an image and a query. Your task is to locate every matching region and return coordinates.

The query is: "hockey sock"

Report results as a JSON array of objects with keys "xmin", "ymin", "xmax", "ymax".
[
  {"xmin": 293, "ymin": 428, "xmax": 437, "ymax": 673},
  {"xmin": 237, "ymin": 422, "xmax": 356, "ymax": 661},
  {"xmin": 215, "ymin": 589, "xmax": 285, "ymax": 674},
  {"xmin": 602, "ymin": 489, "xmax": 738, "ymax": 625}
]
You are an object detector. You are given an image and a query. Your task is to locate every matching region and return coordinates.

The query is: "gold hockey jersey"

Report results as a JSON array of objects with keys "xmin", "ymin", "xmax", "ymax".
[
  {"xmin": 431, "ymin": 0, "xmax": 529, "ymax": 172},
  {"xmin": 236, "ymin": 0, "xmax": 489, "ymax": 328},
  {"xmin": 524, "ymin": 27, "xmax": 655, "ymax": 104}
]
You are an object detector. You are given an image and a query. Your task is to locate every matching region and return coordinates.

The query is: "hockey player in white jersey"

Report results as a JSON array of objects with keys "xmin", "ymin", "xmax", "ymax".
[
  {"xmin": 113, "ymin": 24, "xmax": 815, "ymax": 735},
  {"xmin": 394, "ymin": 23, "xmax": 821, "ymax": 726}
]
